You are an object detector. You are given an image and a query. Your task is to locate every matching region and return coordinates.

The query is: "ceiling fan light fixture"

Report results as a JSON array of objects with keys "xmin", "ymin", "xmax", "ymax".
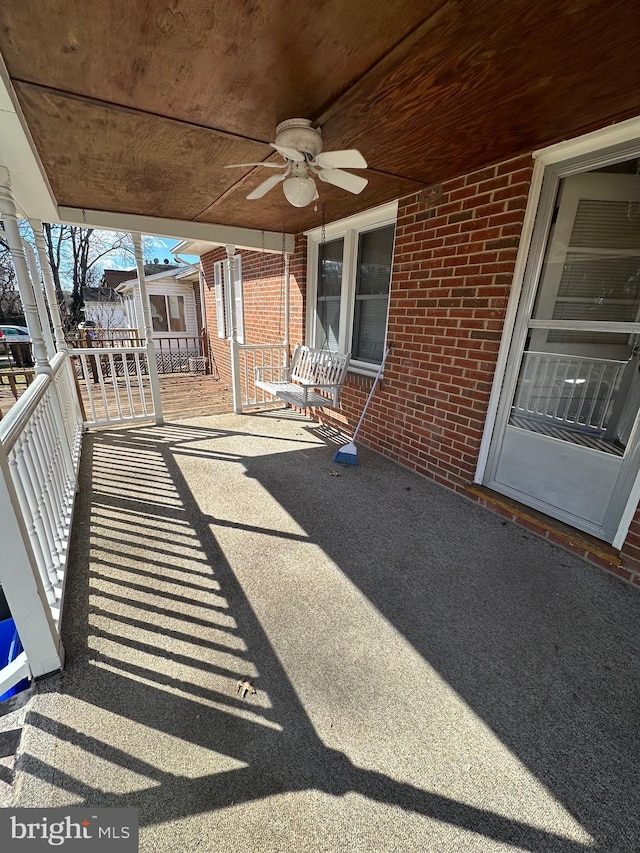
[{"xmin": 282, "ymin": 175, "xmax": 317, "ymax": 207}]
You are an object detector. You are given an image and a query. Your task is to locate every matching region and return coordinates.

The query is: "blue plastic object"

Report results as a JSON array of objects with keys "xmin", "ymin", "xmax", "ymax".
[{"xmin": 0, "ymin": 618, "xmax": 30, "ymax": 701}]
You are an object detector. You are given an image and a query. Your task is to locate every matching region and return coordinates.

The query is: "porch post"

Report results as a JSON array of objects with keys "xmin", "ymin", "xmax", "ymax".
[
  {"xmin": 226, "ymin": 244, "xmax": 242, "ymax": 413},
  {"xmin": 30, "ymin": 219, "xmax": 68, "ymax": 352},
  {"xmin": 132, "ymin": 232, "xmax": 164, "ymax": 425},
  {"xmin": 0, "ymin": 450, "xmax": 64, "ymax": 678},
  {"xmin": 30, "ymin": 220, "xmax": 85, "ymax": 431},
  {"xmin": 0, "ymin": 167, "xmax": 50, "ymax": 375},
  {"xmin": 24, "ymin": 241, "xmax": 55, "ymax": 358}
]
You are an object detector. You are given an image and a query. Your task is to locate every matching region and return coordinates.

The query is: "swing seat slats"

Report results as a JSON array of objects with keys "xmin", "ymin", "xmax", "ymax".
[{"xmin": 254, "ymin": 344, "xmax": 350, "ymax": 408}]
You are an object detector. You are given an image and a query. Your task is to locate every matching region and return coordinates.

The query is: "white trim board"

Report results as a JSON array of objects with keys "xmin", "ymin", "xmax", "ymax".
[
  {"xmin": 534, "ymin": 115, "xmax": 640, "ymax": 165},
  {"xmin": 58, "ymin": 207, "xmax": 295, "ymax": 254}
]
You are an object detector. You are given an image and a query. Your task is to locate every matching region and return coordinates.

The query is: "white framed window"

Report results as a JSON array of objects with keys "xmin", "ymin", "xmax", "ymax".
[
  {"xmin": 306, "ymin": 201, "xmax": 397, "ymax": 373},
  {"xmin": 213, "ymin": 256, "xmax": 244, "ymax": 343},
  {"xmin": 150, "ymin": 294, "xmax": 186, "ymax": 333}
]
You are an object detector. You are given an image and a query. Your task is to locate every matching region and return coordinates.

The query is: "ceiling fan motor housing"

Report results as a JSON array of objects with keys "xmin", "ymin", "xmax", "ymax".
[{"xmin": 275, "ymin": 118, "xmax": 323, "ymax": 158}]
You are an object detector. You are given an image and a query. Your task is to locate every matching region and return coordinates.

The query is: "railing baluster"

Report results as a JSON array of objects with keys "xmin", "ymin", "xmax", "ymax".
[
  {"xmin": 82, "ymin": 354, "xmax": 98, "ymax": 423},
  {"xmin": 134, "ymin": 353, "xmax": 150, "ymax": 416},
  {"xmin": 47, "ymin": 377, "xmax": 76, "ymax": 503},
  {"xmin": 8, "ymin": 445, "xmax": 57, "ymax": 604},
  {"xmin": 39, "ymin": 399, "xmax": 66, "ymax": 522},
  {"xmin": 28, "ymin": 407, "xmax": 65, "ymax": 573},
  {"xmin": 93, "ymin": 351, "xmax": 111, "ymax": 423},
  {"xmin": 599, "ymin": 364, "xmax": 621, "ymax": 431},
  {"xmin": 123, "ymin": 352, "xmax": 136, "ymax": 417},
  {"xmin": 16, "ymin": 436, "xmax": 60, "ymax": 592},
  {"xmin": 583, "ymin": 363, "xmax": 602, "ymax": 428},
  {"xmin": 237, "ymin": 344, "xmax": 288, "ymax": 409},
  {"xmin": 43, "ymin": 397, "xmax": 70, "ymax": 572},
  {"xmin": 109, "ymin": 353, "xmax": 123, "ymax": 420},
  {"xmin": 575, "ymin": 362, "xmax": 593, "ymax": 426}
]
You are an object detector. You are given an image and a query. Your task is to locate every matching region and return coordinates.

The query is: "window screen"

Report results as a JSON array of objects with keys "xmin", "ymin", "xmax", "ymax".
[
  {"xmin": 316, "ymin": 238, "xmax": 343, "ymax": 350},
  {"xmin": 352, "ymin": 225, "xmax": 395, "ymax": 362},
  {"xmin": 150, "ymin": 295, "xmax": 168, "ymax": 332},
  {"xmin": 168, "ymin": 295, "xmax": 186, "ymax": 332}
]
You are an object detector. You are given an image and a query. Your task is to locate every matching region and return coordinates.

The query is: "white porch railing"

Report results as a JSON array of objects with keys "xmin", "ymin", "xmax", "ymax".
[
  {"xmin": 238, "ymin": 344, "xmax": 288, "ymax": 409},
  {"xmin": 0, "ymin": 351, "xmax": 83, "ymax": 694},
  {"xmin": 69, "ymin": 346, "xmax": 156, "ymax": 428},
  {"xmin": 513, "ymin": 351, "xmax": 626, "ymax": 433}
]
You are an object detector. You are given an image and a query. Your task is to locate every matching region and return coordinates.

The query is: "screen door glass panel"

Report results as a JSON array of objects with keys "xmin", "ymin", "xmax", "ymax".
[
  {"xmin": 532, "ymin": 173, "xmax": 640, "ymax": 335},
  {"xmin": 509, "ymin": 334, "xmax": 639, "ymax": 455},
  {"xmin": 513, "ymin": 166, "xmax": 640, "ymax": 452}
]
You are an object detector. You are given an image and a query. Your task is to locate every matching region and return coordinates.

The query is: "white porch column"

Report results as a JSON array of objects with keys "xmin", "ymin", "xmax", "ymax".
[
  {"xmin": 0, "ymin": 167, "xmax": 50, "ymax": 374},
  {"xmin": 0, "ymin": 451, "xmax": 64, "ymax": 678},
  {"xmin": 24, "ymin": 241, "xmax": 55, "ymax": 358},
  {"xmin": 30, "ymin": 219, "xmax": 68, "ymax": 352},
  {"xmin": 132, "ymin": 232, "xmax": 164, "ymax": 425},
  {"xmin": 226, "ymin": 244, "xmax": 242, "ymax": 413}
]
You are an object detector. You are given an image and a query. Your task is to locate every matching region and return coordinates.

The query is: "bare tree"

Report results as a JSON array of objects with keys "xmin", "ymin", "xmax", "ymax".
[
  {"xmin": 0, "ymin": 230, "xmax": 23, "ymax": 320},
  {"xmin": 42, "ymin": 222, "xmax": 67, "ymax": 322},
  {"xmin": 42, "ymin": 225, "xmax": 133, "ymax": 331}
]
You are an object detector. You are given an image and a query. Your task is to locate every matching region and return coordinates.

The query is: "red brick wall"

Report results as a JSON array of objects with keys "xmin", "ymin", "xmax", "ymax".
[
  {"xmin": 319, "ymin": 154, "xmax": 533, "ymax": 492},
  {"xmin": 620, "ymin": 516, "xmax": 640, "ymax": 586},
  {"xmin": 201, "ymin": 247, "xmax": 230, "ymax": 382},
  {"xmin": 197, "ymin": 158, "xmax": 640, "ymax": 586},
  {"xmin": 200, "ymin": 236, "xmax": 306, "ymax": 382}
]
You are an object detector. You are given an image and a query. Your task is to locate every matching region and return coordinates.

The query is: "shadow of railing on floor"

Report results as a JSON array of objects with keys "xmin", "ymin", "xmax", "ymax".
[{"xmin": 19, "ymin": 420, "xmax": 637, "ymax": 851}]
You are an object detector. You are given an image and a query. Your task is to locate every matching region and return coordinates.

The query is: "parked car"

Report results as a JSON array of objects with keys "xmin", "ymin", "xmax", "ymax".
[
  {"xmin": 0, "ymin": 324, "xmax": 31, "ymax": 343},
  {"xmin": 0, "ymin": 325, "xmax": 33, "ymax": 367}
]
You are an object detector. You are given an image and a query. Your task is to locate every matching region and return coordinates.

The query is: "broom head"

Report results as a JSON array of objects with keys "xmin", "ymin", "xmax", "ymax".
[{"xmin": 333, "ymin": 441, "xmax": 358, "ymax": 465}]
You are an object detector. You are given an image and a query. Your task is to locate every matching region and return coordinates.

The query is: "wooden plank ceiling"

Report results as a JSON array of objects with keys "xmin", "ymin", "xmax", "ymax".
[{"xmin": 1, "ymin": 0, "xmax": 639, "ymax": 234}]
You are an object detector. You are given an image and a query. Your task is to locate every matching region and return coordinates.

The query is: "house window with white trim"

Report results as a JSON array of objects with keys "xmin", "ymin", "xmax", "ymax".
[
  {"xmin": 213, "ymin": 256, "xmax": 244, "ymax": 343},
  {"xmin": 307, "ymin": 202, "xmax": 397, "ymax": 372},
  {"xmin": 150, "ymin": 294, "xmax": 186, "ymax": 333}
]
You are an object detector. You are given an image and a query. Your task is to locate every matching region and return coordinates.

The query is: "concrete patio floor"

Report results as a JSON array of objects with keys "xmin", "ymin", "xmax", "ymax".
[{"xmin": 10, "ymin": 411, "xmax": 640, "ymax": 852}]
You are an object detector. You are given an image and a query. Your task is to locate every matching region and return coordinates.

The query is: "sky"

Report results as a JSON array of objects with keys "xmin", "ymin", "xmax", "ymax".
[{"xmin": 104, "ymin": 234, "xmax": 198, "ymax": 272}]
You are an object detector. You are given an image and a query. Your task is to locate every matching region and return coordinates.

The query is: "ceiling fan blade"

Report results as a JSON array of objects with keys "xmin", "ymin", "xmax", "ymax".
[
  {"xmin": 270, "ymin": 142, "xmax": 305, "ymax": 162},
  {"xmin": 318, "ymin": 168, "xmax": 368, "ymax": 195},
  {"xmin": 225, "ymin": 162, "xmax": 284, "ymax": 169},
  {"xmin": 246, "ymin": 173, "xmax": 286, "ymax": 200},
  {"xmin": 315, "ymin": 150, "xmax": 368, "ymax": 170}
]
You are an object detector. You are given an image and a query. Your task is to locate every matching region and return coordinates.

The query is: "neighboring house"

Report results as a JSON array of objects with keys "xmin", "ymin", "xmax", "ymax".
[
  {"xmin": 177, "ymin": 121, "xmax": 640, "ymax": 586},
  {"xmin": 84, "ymin": 261, "xmax": 183, "ymax": 332},
  {"xmin": 82, "ymin": 285, "xmax": 128, "ymax": 330},
  {"xmin": 116, "ymin": 264, "xmax": 204, "ymax": 369}
]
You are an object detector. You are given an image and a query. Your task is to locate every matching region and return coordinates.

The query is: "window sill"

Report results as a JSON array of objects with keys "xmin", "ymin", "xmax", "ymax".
[{"xmin": 348, "ymin": 362, "xmax": 382, "ymax": 380}]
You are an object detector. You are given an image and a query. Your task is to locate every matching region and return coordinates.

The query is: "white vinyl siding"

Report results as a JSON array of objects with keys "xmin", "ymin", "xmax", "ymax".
[
  {"xmin": 83, "ymin": 301, "xmax": 129, "ymax": 330},
  {"xmin": 127, "ymin": 277, "xmax": 198, "ymax": 339}
]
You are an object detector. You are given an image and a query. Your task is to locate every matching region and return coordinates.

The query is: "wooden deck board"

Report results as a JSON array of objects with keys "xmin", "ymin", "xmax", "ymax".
[{"xmin": 0, "ymin": 373, "xmax": 234, "ymax": 423}]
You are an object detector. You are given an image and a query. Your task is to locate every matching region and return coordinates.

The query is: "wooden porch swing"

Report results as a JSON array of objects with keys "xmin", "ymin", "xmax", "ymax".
[
  {"xmin": 252, "ymin": 210, "xmax": 350, "ymax": 409},
  {"xmin": 254, "ymin": 343, "xmax": 350, "ymax": 408}
]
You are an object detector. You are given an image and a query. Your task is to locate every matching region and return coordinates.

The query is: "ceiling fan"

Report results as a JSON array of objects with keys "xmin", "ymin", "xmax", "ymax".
[{"xmin": 225, "ymin": 118, "xmax": 368, "ymax": 207}]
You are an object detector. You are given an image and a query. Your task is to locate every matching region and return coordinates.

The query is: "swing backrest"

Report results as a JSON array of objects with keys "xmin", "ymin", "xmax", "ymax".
[{"xmin": 290, "ymin": 345, "xmax": 350, "ymax": 389}]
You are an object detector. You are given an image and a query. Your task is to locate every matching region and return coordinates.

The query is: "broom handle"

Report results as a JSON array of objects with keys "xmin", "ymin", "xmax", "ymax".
[{"xmin": 352, "ymin": 344, "xmax": 392, "ymax": 441}]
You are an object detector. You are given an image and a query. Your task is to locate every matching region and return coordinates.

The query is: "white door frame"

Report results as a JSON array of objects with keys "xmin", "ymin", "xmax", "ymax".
[{"xmin": 476, "ymin": 116, "xmax": 640, "ymax": 549}]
